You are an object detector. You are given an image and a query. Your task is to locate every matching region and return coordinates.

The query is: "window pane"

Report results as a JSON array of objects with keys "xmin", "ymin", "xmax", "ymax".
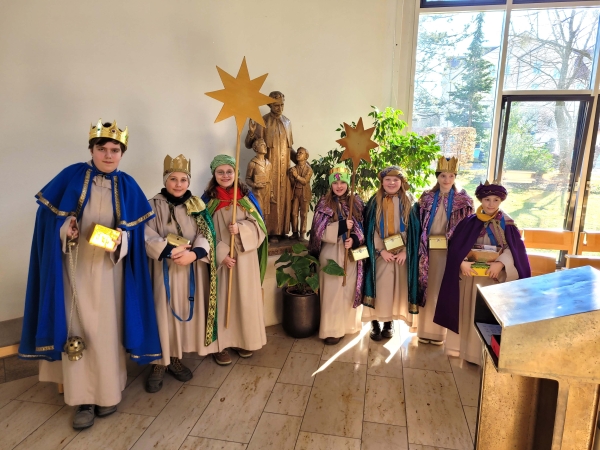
[
  {"xmin": 500, "ymin": 100, "xmax": 582, "ymax": 230},
  {"xmin": 505, "ymin": 8, "xmax": 600, "ymax": 90},
  {"xmin": 412, "ymin": 12, "xmax": 504, "ymax": 192},
  {"xmin": 583, "ymin": 127, "xmax": 600, "ymax": 232}
]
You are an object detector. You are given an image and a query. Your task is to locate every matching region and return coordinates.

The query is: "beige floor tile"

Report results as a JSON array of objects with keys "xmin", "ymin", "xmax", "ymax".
[
  {"xmin": 402, "ymin": 336, "xmax": 451, "ymax": 372},
  {"xmin": 265, "ymin": 323, "xmax": 287, "ymax": 337},
  {"xmin": 367, "ymin": 335, "xmax": 403, "ymax": 379},
  {"xmin": 126, "ymin": 375, "xmax": 136, "ymax": 388},
  {"xmin": 364, "ymin": 375, "xmax": 406, "ymax": 426},
  {"xmin": 463, "ymin": 406, "xmax": 477, "ymax": 442},
  {"xmin": 118, "ymin": 366, "xmax": 182, "ymax": 416},
  {"xmin": 361, "ymin": 422, "xmax": 409, "ymax": 450},
  {"xmin": 132, "ymin": 385, "xmax": 217, "ymax": 450},
  {"xmin": 291, "ymin": 335, "xmax": 324, "ymax": 355},
  {"xmin": 320, "ymin": 328, "xmax": 370, "ymax": 365},
  {"xmin": 278, "ymin": 352, "xmax": 320, "ymax": 386},
  {"xmin": 301, "ymin": 361, "xmax": 366, "ymax": 439},
  {"xmin": 190, "ymin": 364, "xmax": 280, "ymax": 443},
  {"xmin": 237, "ymin": 335, "xmax": 295, "ymax": 369},
  {"xmin": 16, "ymin": 381, "xmax": 66, "ymax": 405},
  {"xmin": 449, "ymin": 356, "xmax": 481, "ymax": 407},
  {"xmin": 63, "ymin": 411, "xmax": 153, "ymax": 450},
  {"xmin": 404, "ymin": 368, "xmax": 472, "ymax": 449},
  {"xmin": 187, "ymin": 353, "xmax": 239, "ymax": 388},
  {"xmin": 126, "ymin": 358, "xmax": 148, "ymax": 377},
  {"xmin": 0, "ymin": 376, "xmax": 38, "ymax": 409},
  {"xmin": 181, "ymin": 357, "xmax": 203, "ymax": 373},
  {"xmin": 247, "ymin": 412, "xmax": 302, "ymax": 450},
  {"xmin": 14, "ymin": 405, "xmax": 78, "ymax": 450},
  {"xmin": 294, "ymin": 431, "xmax": 361, "ymax": 450},
  {"xmin": 180, "ymin": 437, "xmax": 247, "ymax": 449},
  {"xmin": 0, "ymin": 400, "xmax": 62, "ymax": 450},
  {"xmin": 409, "ymin": 445, "xmax": 454, "ymax": 450},
  {"xmin": 264, "ymin": 383, "xmax": 311, "ymax": 416}
]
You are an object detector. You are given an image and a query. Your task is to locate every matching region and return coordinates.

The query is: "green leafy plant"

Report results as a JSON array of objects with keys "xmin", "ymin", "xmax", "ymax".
[
  {"xmin": 309, "ymin": 106, "xmax": 441, "ymax": 209},
  {"xmin": 275, "ymin": 243, "xmax": 344, "ymax": 295}
]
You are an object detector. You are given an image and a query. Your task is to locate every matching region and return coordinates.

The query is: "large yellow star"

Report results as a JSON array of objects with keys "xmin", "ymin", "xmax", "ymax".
[
  {"xmin": 205, "ymin": 57, "xmax": 276, "ymax": 133},
  {"xmin": 336, "ymin": 117, "xmax": 378, "ymax": 171}
]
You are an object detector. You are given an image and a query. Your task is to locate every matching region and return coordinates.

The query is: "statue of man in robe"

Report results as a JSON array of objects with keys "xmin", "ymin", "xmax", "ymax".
[{"xmin": 245, "ymin": 91, "xmax": 296, "ymax": 243}]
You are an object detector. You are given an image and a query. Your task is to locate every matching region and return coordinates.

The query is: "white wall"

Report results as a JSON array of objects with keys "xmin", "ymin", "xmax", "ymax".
[{"xmin": 0, "ymin": 0, "xmax": 399, "ymax": 321}]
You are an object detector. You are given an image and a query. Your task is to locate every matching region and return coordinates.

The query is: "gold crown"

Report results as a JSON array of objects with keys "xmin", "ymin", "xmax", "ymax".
[
  {"xmin": 164, "ymin": 154, "xmax": 191, "ymax": 177},
  {"xmin": 89, "ymin": 119, "xmax": 129, "ymax": 147},
  {"xmin": 483, "ymin": 179, "xmax": 502, "ymax": 186},
  {"xmin": 330, "ymin": 165, "xmax": 350, "ymax": 175},
  {"xmin": 436, "ymin": 156, "xmax": 459, "ymax": 174}
]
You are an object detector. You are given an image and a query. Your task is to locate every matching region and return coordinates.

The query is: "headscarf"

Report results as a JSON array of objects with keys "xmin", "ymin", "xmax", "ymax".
[
  {"xmin": 475, "ymin": 182, "xmax": 508, "ymax": 201},
  {"xmin": 210, "ymin": 154, "xmax": 236, "ymax": 174},
  {"xmin": 329, "ymin": 163, "xmax": 350, "ymax": 185}
]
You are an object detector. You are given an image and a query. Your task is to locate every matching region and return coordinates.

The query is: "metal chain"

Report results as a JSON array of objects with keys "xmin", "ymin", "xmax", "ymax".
[{"xmin": 66, "ymin": 240, "xmax": 85, "ymax": 342}]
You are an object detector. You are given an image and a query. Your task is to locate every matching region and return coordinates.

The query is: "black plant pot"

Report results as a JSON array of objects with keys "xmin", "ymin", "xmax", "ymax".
[{"xmin": 282, "ymin": 289, "xmax": 320, "ymax": 339}]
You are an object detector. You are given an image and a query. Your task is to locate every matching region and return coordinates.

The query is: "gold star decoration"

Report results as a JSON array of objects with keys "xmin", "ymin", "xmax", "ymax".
[
  {"xmin": 205, "ymin": 57, "xmax": 277, "ymax": 134},
  {"xmin": 336, "ymin": 117, "xmax": 378, "ymax": 171}
]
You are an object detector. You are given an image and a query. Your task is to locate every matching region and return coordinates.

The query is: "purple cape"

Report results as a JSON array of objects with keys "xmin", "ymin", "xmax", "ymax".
[{"xmin": 432, "ymin": 213, "xmax": 531, "ymax": 334}]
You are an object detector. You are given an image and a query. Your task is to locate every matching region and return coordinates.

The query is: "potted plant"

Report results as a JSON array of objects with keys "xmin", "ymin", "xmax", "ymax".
[{"xmin": 275, "ymin": 243, "xmax": 344, "ymax": 338}]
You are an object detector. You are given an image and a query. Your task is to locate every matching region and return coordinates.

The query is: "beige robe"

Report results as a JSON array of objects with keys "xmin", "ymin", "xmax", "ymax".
[
  {"xmin": 445, "ymin": 233, "xmax": 518, "ymax": 365},
  {"xmin": 145, "ymin": 195, "xmax": 218, "ymax": 365},
  {"xmin": 417, "ymin": 203, "xmax": 448, "ymax": 341},
  {"xmin": 318, "ymin": 221, "xmax": 362, "ymax": 339},
  {"xmin": 362, "ymin": 197, "xmax": 412, "ymax": 326},
  {"xmin": 39, "ymin": 175, "xmax": 129, "ymax": 407},
  {"xmin": 212, "ymin": 204, "xmax": 267, "ymax": 351}
]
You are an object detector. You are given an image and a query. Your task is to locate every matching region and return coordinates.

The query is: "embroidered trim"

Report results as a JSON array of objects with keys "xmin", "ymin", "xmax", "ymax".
[
  {"xmin": 130, "ymin": 353, "xmax": 162, "ymax": 359},
  {"xmin": 35, "ymin": 345, "xmax": 55, "ymax": 351},
  {"xmin": 363, "ymin": 296, "xmax": 375, "ymax": 308},
  {"xmin": 409, "ymin": 303, "xmax": 419, "ymax": 314},
  {"xmin": 18, "ymin": 353, "xmax": 53, "ymax": 360},
  {"xmin": 119, "ymin": 211, "xmax": 154, "ymax": 228},
  {"xmin": 75, "ymin": 169, "xmax": 91, "ymax": 217},
  {"xmin": 113, "ymin": 176, "xmax": 122, "ymax": 224},
  {"xmin": 35, "ymin": 192, "xmax": 73, "ymax": 217}
]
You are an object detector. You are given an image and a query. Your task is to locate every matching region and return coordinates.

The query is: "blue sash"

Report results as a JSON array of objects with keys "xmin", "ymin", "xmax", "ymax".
[
  {"xmin": 485, "ymin": 216, "xmax": 506, "ymax": 246},
  {"xmin": 163, "ymin": 259, "xmax": 195, "ymax": 322},
  {"xmin": 427, "ymin": 189, "xmax": 454, "ymax": 236}
]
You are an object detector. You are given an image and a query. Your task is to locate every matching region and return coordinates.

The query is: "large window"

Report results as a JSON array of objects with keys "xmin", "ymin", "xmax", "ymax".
[{"xmin": 412, "ymin": 1, "xmax": 600, "ymax": 248}]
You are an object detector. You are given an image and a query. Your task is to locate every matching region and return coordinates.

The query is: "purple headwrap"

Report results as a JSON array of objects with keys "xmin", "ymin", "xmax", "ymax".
[
  {"xmin": 475, "ymin": 182, "xmax": 508, "ymax": 201},
  {"xmin": 378, "ymin": 166, "xmax": 403, "ymax": 180}
]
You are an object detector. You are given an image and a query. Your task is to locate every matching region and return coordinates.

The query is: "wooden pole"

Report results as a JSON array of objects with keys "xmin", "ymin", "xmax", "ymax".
[
  {"xmin": 226, "ymin": 131, "xmax": 242, "ymax": 328},
  {"xmin": 342, "ymin": 167, "xmax": 356, "ymax": 286}
]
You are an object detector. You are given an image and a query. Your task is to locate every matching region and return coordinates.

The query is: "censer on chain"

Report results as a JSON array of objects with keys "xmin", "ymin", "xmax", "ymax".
[{"xmin": 64, "ymin": 239, "xmax": 87, "ymax": 361}]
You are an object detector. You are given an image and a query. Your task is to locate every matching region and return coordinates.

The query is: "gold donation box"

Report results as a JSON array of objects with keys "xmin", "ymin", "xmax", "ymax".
[
  {"xmin": 474, "ymin": 266, "xmax": 600, "ymax": 449},
  {"xmin": 88, "ymin": 224, "xmax": 120, "ymax": 251}
]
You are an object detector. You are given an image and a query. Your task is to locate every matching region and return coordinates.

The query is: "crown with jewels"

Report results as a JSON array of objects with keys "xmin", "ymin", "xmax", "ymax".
[
  {"xmin": 436, "ymin": 156, "xmax": 459, "ymax": 174},
  {"xmin": 164, "ymin": 154, "xmax": 191, "ymax": 177},
  {"xmin": 89, "ymin": 119, "xmax": 129, "ymax": 147}
]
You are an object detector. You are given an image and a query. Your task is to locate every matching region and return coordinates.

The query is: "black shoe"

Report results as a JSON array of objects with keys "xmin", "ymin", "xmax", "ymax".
[
  {"xmin": 381, "ymin": 321, "xmax": 394, "ymax": 339},
  {"xmin": 168, "ymin": 357, "xmax": 193, "ymax": 382},
  {"xmin": 324, "ymin": 337, "xmax": 341, "ymax": 345},
  {"xmin": 95, "ymin": 405, "xmax": 117, "ymax": 417},
  {"xmin": 370, "ymin": 320, "xmax": 382, "ymax": 341},
  {"xmin": 290, "ymin": 232, "xmax": 300, "ymax": 240},
  {"xmin": 146, "ymin": 364, "xmax": 166, "ymax": 393},
  {"xmin": 73, "ymin": 404, "xmax": 95, "ymax": 429}
]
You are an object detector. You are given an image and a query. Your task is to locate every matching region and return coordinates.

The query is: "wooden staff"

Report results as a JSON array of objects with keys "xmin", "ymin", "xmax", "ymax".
[
  {"xmin": 342, "ymin": 167, "xmax": 357, "ymax": 286},
  {"xmin": 226, "ymin": 131, "xmax": 242, "ymax": 328}
]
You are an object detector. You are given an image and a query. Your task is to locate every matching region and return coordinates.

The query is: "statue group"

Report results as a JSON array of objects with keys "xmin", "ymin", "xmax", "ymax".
[{"xmin": 245, "ymin": 91, "xmax": 313, "ymax": 243}]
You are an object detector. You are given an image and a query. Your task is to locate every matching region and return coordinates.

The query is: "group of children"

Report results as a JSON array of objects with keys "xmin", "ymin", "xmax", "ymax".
[{"xmin": 18, "ymin": 119, "xmax": 530, "ymax": 431}]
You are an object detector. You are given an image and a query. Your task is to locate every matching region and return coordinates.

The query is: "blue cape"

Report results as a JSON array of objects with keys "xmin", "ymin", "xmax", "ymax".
[{"xmin": 19, "ymin": 162, "xmax": 162, "ymax": 364}]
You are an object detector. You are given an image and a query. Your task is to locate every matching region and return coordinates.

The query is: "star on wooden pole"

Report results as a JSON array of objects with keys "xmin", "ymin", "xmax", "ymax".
[
  {"xmin": 205, "ymin": 57, "xmax": 277, "ymax": 133},
  {"xmin": 205, "ymin": 57, "xmax": 276, "ymax": 327},
  {"xmin": 335, "ymin": 117, "xmax": 378, "ymax": 286}
]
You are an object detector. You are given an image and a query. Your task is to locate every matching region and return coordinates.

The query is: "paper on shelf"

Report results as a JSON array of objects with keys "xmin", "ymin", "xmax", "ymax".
[{"xmin": 476, "ymin": 322, "xmax": 502, "ymax": 346}]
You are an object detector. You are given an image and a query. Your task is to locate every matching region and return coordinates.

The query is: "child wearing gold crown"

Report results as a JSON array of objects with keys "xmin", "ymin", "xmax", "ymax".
[
  {"xmin": 201, "ymin": 155, "xmax": 268, "ymax": 364},
  {"xmin": 144, "ymin": 154, "xmax": 219, "ymax": 392},
  {"xmin": 308, "ymin": 163, "xmax": 365, "ymax": 345},
  {"xmin": 433, "ymin": 181, "xmax": 531, "ymax": 364},
  {"xmin": 19, "ymin": 120, "xmax": 161, "ymax": 429},
  {"xmin": 362, "ymin": 166, "xmax": 420, "ymax": 340},
  {"xmin": 416, "ymin": 157, "xmax": 473, "ymax": 346}
]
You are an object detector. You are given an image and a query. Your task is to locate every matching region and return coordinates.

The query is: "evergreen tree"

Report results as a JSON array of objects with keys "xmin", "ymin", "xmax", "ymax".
[{"xmin": 446, "ymin": 13, "xmax": 495, "ymax": 144}]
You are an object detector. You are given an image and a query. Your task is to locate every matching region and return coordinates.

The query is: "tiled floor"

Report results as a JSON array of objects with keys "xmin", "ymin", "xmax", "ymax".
[{"xmin": 0, "ymin": 322, "xmax": 481, "ymax": 450}]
